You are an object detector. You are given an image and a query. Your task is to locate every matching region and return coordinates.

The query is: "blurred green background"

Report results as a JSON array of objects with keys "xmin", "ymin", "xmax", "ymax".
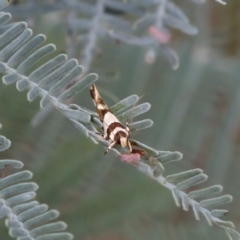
[{"xmin": 0, "ymin": 0, "xmax": 240, "ymax": 239}]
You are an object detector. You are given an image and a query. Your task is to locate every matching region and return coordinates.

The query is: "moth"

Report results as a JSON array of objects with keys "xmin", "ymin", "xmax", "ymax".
[{"xmin": 90, "ymin": 84, "xmax": 132, "ymax": 154}]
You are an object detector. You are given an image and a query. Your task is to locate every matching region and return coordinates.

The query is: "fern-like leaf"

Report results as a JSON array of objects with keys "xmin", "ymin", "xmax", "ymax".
[
  {"xmin": 0, "ymin": 124, "xmax": 73, "ymax": 240},
  {"xmin": 0, "ymin": 11, "xmax": 153, "ymax": 147},
  {"xmin": 0, "ymin": 9, "xmax": 238, "ymax": 240}
]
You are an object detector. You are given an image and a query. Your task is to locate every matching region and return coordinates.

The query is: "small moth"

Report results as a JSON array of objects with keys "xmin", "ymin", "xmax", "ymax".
[{"xmin": 90, "ymin": 84, "xmax": 132, "ymax": 154}]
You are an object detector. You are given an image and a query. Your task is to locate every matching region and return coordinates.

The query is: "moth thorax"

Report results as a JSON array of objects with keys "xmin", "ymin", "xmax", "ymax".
[{"xmin": 120, "ymin": 136, "xmax": 128, "ymax": 147}]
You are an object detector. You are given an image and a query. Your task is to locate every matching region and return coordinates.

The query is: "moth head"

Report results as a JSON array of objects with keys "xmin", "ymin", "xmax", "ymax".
[{"xmin": 120, "ymin": 136, "xmax": 128, "ymax": 148}]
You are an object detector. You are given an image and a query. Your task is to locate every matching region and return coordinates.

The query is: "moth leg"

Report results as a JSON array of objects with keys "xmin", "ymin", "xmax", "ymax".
[
  {"xmin": 95, "ymin": 132, "xmax": 104, "ymax": 138},
  {"xmin": 103, "ymin": 133, "xmax": 108, "ymax": 140},
  {"xmin": 104, "ymin": 141, "xmax": 117, "ymax": 154},
  {"xmin": 127, "ymin": 140, "xmax": 132, "ymax": 153},
  {"xmin": 129, "ymin": 140, "xmax": 138, "ymax": 147}
]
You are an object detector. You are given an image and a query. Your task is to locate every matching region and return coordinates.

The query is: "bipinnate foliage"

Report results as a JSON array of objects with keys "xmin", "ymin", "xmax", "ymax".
[
  {"xmin": 62, "ymin": 0, "xmax": 225, "ymax": 69},
  {"xmin": 0, "ymin": 124, "xmax": 73, "ymax": 240},
  {"xmin": 60, "ymin": 0, "xmax": 198, "ymax": 70},
  {"xmin": 5, "ymin": 0, "xmax": 225, "ymax": 71},
  {"xmin": 0, "ymin": 8, "xmax": 240, "ymax": 240},
  {"xmin": 0, "ymin": 7, "xmax": 239, "ymax": 240}
]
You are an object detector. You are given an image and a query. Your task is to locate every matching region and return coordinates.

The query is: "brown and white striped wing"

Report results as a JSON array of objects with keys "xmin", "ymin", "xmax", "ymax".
[
  {"xmin": 90, "ymin": 84, "xmax": 132, "ymax": 153},
  {"xmin": 90, "ymin": 84, "xmax": 109, "ymax": 122}
]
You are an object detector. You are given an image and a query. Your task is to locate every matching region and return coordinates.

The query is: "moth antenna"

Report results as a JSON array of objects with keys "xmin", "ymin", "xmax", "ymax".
[{"xmin": 128, "ymin": 93, "xmax": 147, "ymax": 127}]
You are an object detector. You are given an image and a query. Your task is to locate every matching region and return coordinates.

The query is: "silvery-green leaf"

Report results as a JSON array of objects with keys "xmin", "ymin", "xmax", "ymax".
[
  {"xmin": 6, "ymin": 220, "xmax": 21, "ymax": 228},
  {"xmin": 17, "ymin": 44, "xmax": 56, "ymax": 74},
  {"xmin": 129, "ymin": 119, "xmax": 153, "ymax": 131},
  {"xmin": 0, "ymin": 22, "xmax": 27, "ymax": 49},
  {"xmin": 27, "ymin": 86, "xmax": 40, "ymax": 102},
  {"xmin": 0, "ymin": 136, "xmax": 11, "ymax": 151},
  {"xmin": 188, "ymin": 185, "xmax": 223, "ymax": 199},
  {"xmin": 130, "ymin": 139, "xmax": 159, "ymax": 156},
  {"xmin": 211, "ymin": 209, "xmax": 228, "ymax": 218},
  {"xmin": 201, "ymin": 211, "xmax": 213, "ymax": 226},
  {"xmin": 137, "ymin": 162, "xmax": 151, "ymax": 176},
  {"xmin": 166, "ymin": 2, "xmax": 190, "ymax": 24},
  {"xmin": 157, "ymin": 151, "xmax": 182, "ymax": 165},
  {"xmin": 0, "ymin": 160, "xmax": 23, "ymax": 169},
  {"xmin": 0, "ymin": 207, "xmax": 7, "ymax": 218},
  {"xmin": 49, "ymin": 65, "xmax": 83, "ymax": 97},
  {"xmin": 0, "ymin": 171, "xmax": 32, "ymax": 190},
  {"xmin": 159, "ymin": 45, "xmax": 179, "ymax": 70},
  {"xmin": 6, "ymin": 192, "xmax": 36, "ymax": 207},
  {"xmin": 0, "ymin": 62, "xmax": 6, "ymax": 73},
  {"xmin": 17, "ymin": 236, "xmax": 32, "ymax": 240},
  {"xmin": 110, "ymin": 95, "xmax": 139, "ymax": 115},
  {"xmin": 18, "ymin": 204, "xmax": 48, "ymax": 222},
  {"xmin": 218, "ymin": 221, "xmax": 235, "ymax": 228},
  {"xmin": 35, "ymin": 232, "xmax": 74, "ymax": 240},
  {"xmin": 93, "ymin": 68, "xmax": 120, "ymax": 83},
  {"xmin": 5, "ymin": 219, "xmax": 21, "ymax": 228},
  {"xmin": 91, "ymin": 116, "xmax": 102, "ymax": 128},
  {"xmin": 181, "ymin": 194, "xmax": 189, "ymax": 211},
  {"xmin": 176, "ymin": 174, "xmax": 208, "ymax": 191},
  {"xmin": 166, "ymin": 169, "xmax": 203, "ymax": 184},
  {"xmin": 39, "ymin": 59, "xmax": 78, "ymax": 90},
  {"xmin": 89, "ymin": 131, "xmax": 109, "ymax": 147},
  {"xmin": 109, "ymin": 29, "xmax": 154, "ymax": 46},
  {"xmin": 16, "ymin": 79, "xmax": 29, "ymax": 92},
  {"xmin": 30, "ymin": 221, "xmax": 67, "ymax": 237},
  {"xmin": 117, "ymin": 103, "xmax": 151, "ymax": 122},
  {"xmin": 9, "ymin": 228, "xmax": 27, "ymax": 238},
  {"xmin": 158, "ymin": 150, "xmax": 177, "ymax": 156},
  {"xmin": 71, "ymin": 120, "xmax": 89, "ymax": 137},
  {"xmin": 200, "ymin": 195, "xmax": 233, "ymax": 209},
  {"xmin": 40, "ymin": 96, "xmax": 51, "ymax": 109},
  {"xmin": 0, "ymin": 12, "xmax": 11, "ymax": 25},
  {"xmin": 0, "ymin": 22, "xmax": 14, "ymax": 35},
  {"xmin": 153, "ymin": 162, "xmax": 165, "ymax": 177},
  {"xmin": 58, "ymin": 73, "xmax": 98, "ymax": 102},
  {"xmin": 2, "ymin": 73, "xmax": 22, "ymax": 85},
  {"xmin": 171, "ymin": 188, "xmax": 180, "ymax": 207},
  {"xmin": 0, "ymin": 182, "xmax": 38, "ymax": 199},
  {"xmin": 102, "ymin": 14, "xmax": 131, "ymax": 31},
  {"xmin": 225, "ymin": 227, "xmax": 240, "ymax": 240},
  {"xmin": 0, "ymin": 0, "xmax": 10, "ymax": 9},
  {"xmin": 192, "ymin": 203, "xmax": 200, "ymax": 220},
  {"xmin": 12, "ymin": 201, "xmax": 39, "ymax": 215},
  {"xmin": 59, "ymin": 107, "xmax": 91, "ymax": 124},
  {"xmin": 8, "ymin": 34, "xmax": 46, "ymax": 68},
  {"xmin": 164, "ymin": 14, "xmax": 198, "ymax": 35},
  {"xmin": 28, "ymin": 54, "xmax": 67, "ymax": 83},
  {"xmin": 89, "ymin": 136, "xmax": 99, "ymax": 145},
  {"xmin": 133, "ymin": 14, "xmax": 154, "ymax": 30},
  {"xmin": 0, "ymin": 28, "xmax": 32, "ymax": 62},
  {"xmin": 23, "ymin": 210, "xmax": 59, "ymax": 230}
]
